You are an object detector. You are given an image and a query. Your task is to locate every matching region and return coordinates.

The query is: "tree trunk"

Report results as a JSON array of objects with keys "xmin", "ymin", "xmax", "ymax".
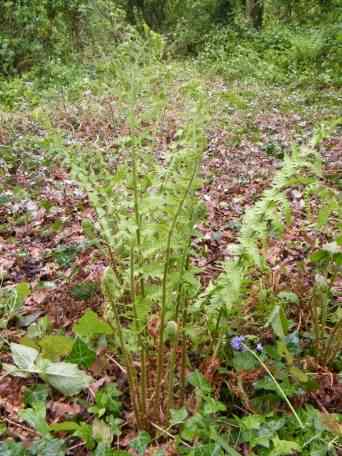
[
  {"xmin": 213, "ymin": 0, "xmax": 234, "ymax": 24},
  {"xmin": 247, "ymin": 0, "xmax": 264, "ymax": 30}
]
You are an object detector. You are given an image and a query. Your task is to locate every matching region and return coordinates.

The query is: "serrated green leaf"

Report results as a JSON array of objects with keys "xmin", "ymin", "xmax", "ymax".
[
  {"xmin": 317, "ymin": 205, "xmax": 333, "ymax": 227},
  {"xmin": 53, "ymin": 244, "xmax": 80, "ymax": 268},
  {"xmin": 73, "ymin": 310, "xmax": 113, "ymax": 338},
  {"xmin": 240, "ymin": 414, "xmax": 265, "ymax": 430},
  {"xmin": 272, "ymin": 436, "xmax": 300, "ymax": 455},
  {"xmin": 203, "ymin": 397, "xmax": 226, "ymax": 415}
]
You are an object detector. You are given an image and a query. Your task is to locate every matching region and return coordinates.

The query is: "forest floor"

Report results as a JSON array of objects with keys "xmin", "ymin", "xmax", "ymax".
[{"xmin": 0, "ymin": 61, "xmax": 341, "ymax": 454}]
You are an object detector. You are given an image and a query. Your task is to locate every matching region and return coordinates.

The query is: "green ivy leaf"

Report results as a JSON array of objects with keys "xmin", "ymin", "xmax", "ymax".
[
  {"xmin": 187, "ymin": 371, "xmax": 212, "ymax": 396},
  {"xmin": 53, "ymin": 244, "xmax": 80, "ymax": 268},
  {"xmin": 215, "ymin": 436, "xmax": 243, "ymax": 456},
  {"xmin": 71, "ymin": 282, "xmax": 97, "ymax": 301},
  {"xmin": 170, "ymin": 407, "xmax": 188, "ymax": 426},
  {"xmin": 232, "ymin": 351, "xmax": 259, "ymax": 371},
  {"xmin": 66, "ymin": 337, "xmax": 96, "ymax": 368},
  {"xmin": 95, "ymin": 443, "xmax": 116, "ymax": 456},
  {"xmin": 19, "ymin": 401, "xmax": 50, "ymax": 436},
  {"xmin": 24, "ymin": 384, "xmax": 49, "ymax": 406},
  {"xmin": 0, "ymin": 441, "xmax": 27, "ymax": 456},
  {"xmin": 30, "ymin": 437, "xmax": 66, "ymax": 456},
  {"xmin": 130, "ymin": 431, "xmax": 151, "ymax": 455},
  {"xmin": 73, "ymin": 310, "xmax": 113, "ymax": 338}
]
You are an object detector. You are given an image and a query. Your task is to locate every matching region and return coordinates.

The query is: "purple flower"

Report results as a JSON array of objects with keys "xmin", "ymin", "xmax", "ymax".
[
  {"xmin": 230, "ymin": 336, "xmax": 246, "ymax": 351},
  {"xmin": 256, "ymin": 343, "xmax": 263, "ymax": 352}
]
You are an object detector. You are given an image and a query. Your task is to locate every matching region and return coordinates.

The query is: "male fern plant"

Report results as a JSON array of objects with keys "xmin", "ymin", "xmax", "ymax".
[{"xmin": 66, "ymin": 40, "xmax": 208, "ymax": 429}]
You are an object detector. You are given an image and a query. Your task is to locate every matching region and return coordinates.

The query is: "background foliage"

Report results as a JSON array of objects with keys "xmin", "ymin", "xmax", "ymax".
[{"xmin": 1, "ymin": 0, "xmax": 341, "ymax": 81}]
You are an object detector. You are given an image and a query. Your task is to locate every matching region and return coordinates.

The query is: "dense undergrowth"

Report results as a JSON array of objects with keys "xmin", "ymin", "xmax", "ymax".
[{"xmin": 0, "ymin": 6, "xmax": 342, "ymax": 456}]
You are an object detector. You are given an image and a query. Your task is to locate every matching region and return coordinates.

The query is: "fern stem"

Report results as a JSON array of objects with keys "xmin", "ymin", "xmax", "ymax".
[
  {"xmin": 155, "ymin": 158, "xmax": 200, "ymax": 420},
  {"xmin": 103, "ymin": 242, "xmax": 122, "ymax": 284},
  {"xmin": 166, "ymin": 327, "xmax": 180, "ymax": 414},
  {"xmin": 167, "ymin": 231, "xmax": 193, "ymax": 415},
  {"xmin": 102, "ymin": 277, "xmax": 142, "ymax": 429},
  {"xmin": 130, "ymin": 246, "xmax": 148, "ymax": 425},
  {"xmin": 131, "ymin": 143, "xmax": 146, "ymax": 296},
  {"xmin": 130, "ymin": 139, "xmax": 150, "ymax": 426},
  {"xmin": 179, "ymin": 297, "xmax": 189, "ymax": 407}
]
